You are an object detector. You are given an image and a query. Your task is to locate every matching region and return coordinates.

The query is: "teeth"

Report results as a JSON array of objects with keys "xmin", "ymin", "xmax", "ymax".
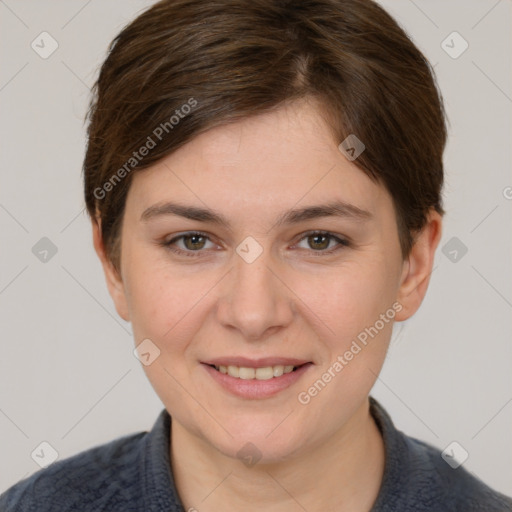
[
  {"xmin": 239, "ymin": 367, "xmax": 255, "ymax": 379},
  {"xmin": 227, "ymin": 365, "xmax": 239, "ymax": 378},
  {"xmin": 214, "ymin": 364, "xmax": 298, "ymax": 379},
  {"xmin": 273, "ymin": 365, "xmax": 284, "ymax": 377},
  {"xmin": 255, "ymin": 367, "xmax": 274, "ymax": 380}
]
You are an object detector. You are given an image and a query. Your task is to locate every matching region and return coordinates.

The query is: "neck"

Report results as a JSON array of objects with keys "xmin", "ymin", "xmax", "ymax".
[{"xmin": 170, "ymin": 398, "xmax": 385, "ymax": 512}]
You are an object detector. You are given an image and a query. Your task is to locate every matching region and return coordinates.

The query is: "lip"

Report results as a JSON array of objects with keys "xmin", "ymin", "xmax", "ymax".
[{"xmin": 201, "ymin": 361, "xmax": 313, "ymax": 400}]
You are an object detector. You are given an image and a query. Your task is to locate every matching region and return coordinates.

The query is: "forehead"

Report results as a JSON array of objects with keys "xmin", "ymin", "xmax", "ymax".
[{"xmin": 125, "ymin": 99, "xmax": 393, "ymax": 224}]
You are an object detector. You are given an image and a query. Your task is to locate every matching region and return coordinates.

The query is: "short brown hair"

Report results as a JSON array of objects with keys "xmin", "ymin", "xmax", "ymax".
[{"xmin": 83, "ymin": 0, "xmax": 447, "ymax": 273}]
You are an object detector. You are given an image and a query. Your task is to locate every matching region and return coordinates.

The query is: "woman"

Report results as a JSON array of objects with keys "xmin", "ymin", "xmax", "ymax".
[{"xmin": 2, "ymin": 0, "xmax": 511, "ymax": 510}]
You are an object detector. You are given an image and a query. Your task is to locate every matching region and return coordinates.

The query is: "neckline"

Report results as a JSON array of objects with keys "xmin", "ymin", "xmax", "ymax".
[{"xmin": 144, "ymin": 396, "xmax": 404, "ymax": 511}]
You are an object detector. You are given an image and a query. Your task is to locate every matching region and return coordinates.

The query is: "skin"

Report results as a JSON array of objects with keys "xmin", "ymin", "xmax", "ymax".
[{"xmin": 93, "ymin": 97, "xmax": 442, "ymax": 511}]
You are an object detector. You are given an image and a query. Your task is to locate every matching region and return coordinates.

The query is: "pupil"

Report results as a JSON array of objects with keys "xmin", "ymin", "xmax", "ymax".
[
  {"xmin": 186, "ymin": 235, "xmax": 204, "ymax": 250},
  {"xmin": 310, "ymin": 234, "xmax": 328, "ymax": 250}
]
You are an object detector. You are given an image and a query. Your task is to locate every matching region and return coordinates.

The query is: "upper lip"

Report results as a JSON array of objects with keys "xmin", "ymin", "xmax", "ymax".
[{"xmin": 202, "ymin": 357, "xmax": 311, "ymax": 368}]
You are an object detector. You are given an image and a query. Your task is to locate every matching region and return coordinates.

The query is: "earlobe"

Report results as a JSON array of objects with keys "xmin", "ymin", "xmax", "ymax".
[
  {"xmin": 395, "ymin": 210, "xmax": 443, "ymax": 322},
  {"xmin": 91, "ymin": 218, "xmax": 131, "ymax": 322}
]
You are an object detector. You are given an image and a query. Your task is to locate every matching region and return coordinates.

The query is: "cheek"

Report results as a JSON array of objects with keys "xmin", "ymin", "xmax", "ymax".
[
  {"xmin": 123, "ymin": 250, "xmax": 205, "ymax": 351},
  {"xmin": 305, "ymin": 259, "xmax": 398, "ymax": 344},
  {"xmin": 124, "ymin": 266, "xmax": 212, "ymax": 427},
  {"xmin": 293, "ymin": 267, "xmax": 397, "ymax": 421}
]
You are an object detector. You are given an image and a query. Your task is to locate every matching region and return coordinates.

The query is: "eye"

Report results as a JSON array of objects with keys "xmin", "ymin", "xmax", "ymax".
[
  {"xmin": 161, "ymin": 230, "xmax": 350, "ymax": 259},
  {"xmin": 163, "ymin": 231, "xmax": 217, "ymax": 257},
  {"xmin": 294, "ymin": 230, "xmax": 350, "ymax": 254}
]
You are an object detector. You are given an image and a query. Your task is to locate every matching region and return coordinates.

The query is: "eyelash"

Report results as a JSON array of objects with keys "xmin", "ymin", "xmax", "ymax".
[{"xmin": 161, "ymin": 230, "xmax": 350, "ymax": 258}]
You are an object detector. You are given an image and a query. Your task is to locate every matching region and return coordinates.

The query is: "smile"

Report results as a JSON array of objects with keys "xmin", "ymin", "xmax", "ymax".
[
  {"xmin": 202, "ymin": 361, "xmax": 313, "ymax": 399},
  {"xmin": 211, "ymin": 364, "xmax": 297, "ymax": 380}
]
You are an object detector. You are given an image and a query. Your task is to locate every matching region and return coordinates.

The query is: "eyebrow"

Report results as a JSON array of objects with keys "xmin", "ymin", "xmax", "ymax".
[{"xmin": 140, "ymin": 200, "xmax": 373, "ymax": 229}]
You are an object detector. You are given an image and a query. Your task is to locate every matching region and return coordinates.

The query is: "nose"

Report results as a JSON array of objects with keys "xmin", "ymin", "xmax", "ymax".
[{"xmin": 215, "ymin": 245, "xmax": 295, "ymax": 341}]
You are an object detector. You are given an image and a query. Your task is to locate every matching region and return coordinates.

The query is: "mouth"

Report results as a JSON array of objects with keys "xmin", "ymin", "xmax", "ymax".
[
  {"xmin": 200, "ymin": 358, "xmax": 313, "ymax": 399},
  {"xmin": 206, "ymin": 363, "xmax": 306, "ymax": 380}
]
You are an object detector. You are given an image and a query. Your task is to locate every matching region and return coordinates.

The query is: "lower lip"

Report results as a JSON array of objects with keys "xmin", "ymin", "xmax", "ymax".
[{"xmin": 202, "ymin": 363, "xmax": 313, "ymax": 399}]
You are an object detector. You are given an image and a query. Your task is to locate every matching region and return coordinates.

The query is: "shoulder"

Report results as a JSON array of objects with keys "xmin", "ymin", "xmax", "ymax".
[
  {"xmin": 403, "ymin": 434, "xmax": 512, "ymax": 511},
  {"xmin": 0, "ymin": 430, "xmax": 147, "ymax": 512},
  {"xmin": 369, "ymin": 397, "xmax": 512, "ymax": 512}
]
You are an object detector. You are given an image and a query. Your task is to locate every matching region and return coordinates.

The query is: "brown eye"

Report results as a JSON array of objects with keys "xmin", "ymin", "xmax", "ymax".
[
  {"xmin": 182, "ymin": 234, "xmax": 207, "ymax": 251},
  {"xmin": 295, "ymin": 231, "xmax": 349, "ymax": 253},
  {"xmin": 307, "ymin": 233, "xmax": 331, "ymax": 250},
  {"xmin": 163, "ymin": 231, "xmax": 216, "ymax": 258}
]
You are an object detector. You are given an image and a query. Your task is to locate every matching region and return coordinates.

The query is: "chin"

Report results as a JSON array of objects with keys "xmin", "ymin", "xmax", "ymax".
[
  {"xmin": 208, "ymin": 417, "xmax": 310, "ymax": 465},
  {"xmin": 224, "ymin": 435, "xmax": 305, "ymax": 467}
]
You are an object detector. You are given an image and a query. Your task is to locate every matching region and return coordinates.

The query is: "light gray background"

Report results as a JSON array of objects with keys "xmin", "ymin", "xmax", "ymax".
[{"xmin": 1, "ymin": 0, "xmax": 511, "ymax": 497}]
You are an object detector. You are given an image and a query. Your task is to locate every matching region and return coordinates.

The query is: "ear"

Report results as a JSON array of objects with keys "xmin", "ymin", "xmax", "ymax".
[
  {"xmin": 91, "ymin": 218, "xmax": 131, "ymax": 322},
  {"xmin": 395, "ymin": 209, "xmax": 443, "ymax": 321}
]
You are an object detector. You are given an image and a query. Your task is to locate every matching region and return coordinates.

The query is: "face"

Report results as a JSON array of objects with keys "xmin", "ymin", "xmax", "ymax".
[{"xmin": 95, "ymin": 97, "xmax": 439, "ymax": 463}]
